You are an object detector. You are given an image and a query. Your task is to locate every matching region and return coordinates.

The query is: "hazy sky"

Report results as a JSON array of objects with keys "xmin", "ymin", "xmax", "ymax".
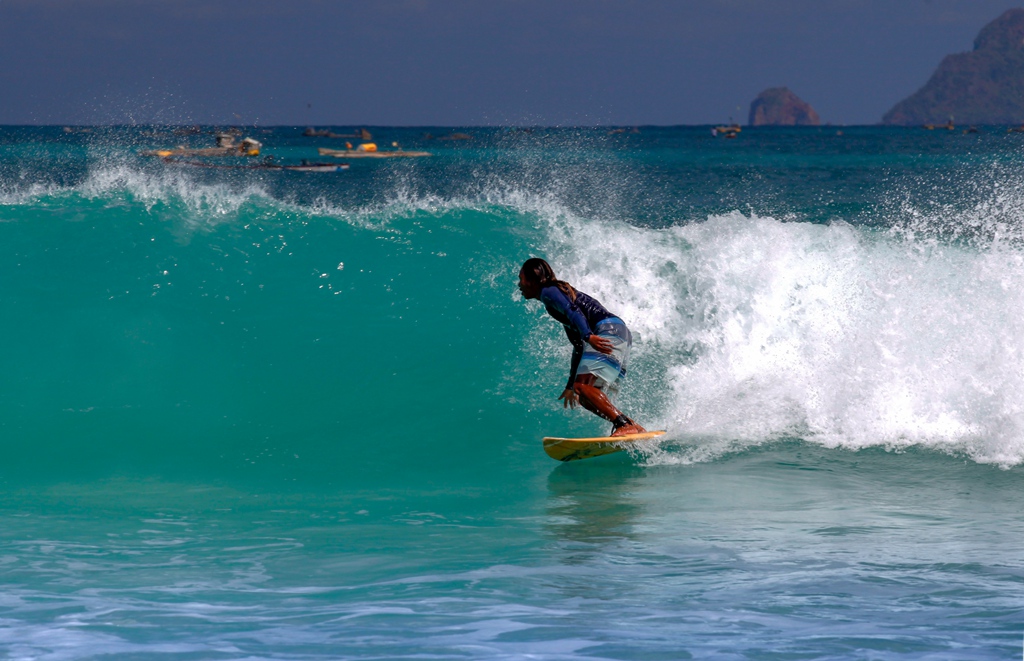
[{"xmin": 2, "ymin": 0, "xmax": 1022, "ymax": 125}]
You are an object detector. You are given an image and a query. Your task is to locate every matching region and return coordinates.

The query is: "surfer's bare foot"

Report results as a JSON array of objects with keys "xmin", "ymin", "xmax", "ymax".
[{"xmin": 611, "ymin": 423, "xmax": 645, "ymax": 437}]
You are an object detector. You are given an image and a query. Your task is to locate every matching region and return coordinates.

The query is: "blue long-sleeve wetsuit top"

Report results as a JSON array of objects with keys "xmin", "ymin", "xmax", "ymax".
[{"xmin": 539, "ymin": 285, "xmax": 616, "ymax": 389}]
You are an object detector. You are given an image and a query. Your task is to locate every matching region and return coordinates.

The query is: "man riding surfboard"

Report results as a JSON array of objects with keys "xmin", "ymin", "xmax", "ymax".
[{"xmin": 518, "ymin": 257, "xmax": 646, "ymax": 437}]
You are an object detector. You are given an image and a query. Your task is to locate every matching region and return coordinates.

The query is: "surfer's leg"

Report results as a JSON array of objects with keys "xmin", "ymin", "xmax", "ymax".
[
  {"xmin": 573, "ymin": 319, "xmax": 644, "ymax": 436},
  {"xmin": 573, "ymin": 375, "xmax": 645, "ymax": 436},
  {"xmin": 572, "ymin": 375, "xmax": 616, "ymax": 420}
]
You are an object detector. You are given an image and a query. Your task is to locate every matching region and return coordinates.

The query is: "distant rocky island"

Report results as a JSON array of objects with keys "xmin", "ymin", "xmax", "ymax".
[
  {"xmin": 883, "ymin": 9, "xmax": 1024, "ymax": 125},
  {"xmin": 748, "ymin": 88, "xmax": 820, "ymax": 126}
]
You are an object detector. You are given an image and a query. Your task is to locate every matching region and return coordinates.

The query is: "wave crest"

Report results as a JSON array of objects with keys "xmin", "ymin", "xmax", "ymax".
[{"xmin": 537, "ymin": 209, "xmax": 1024, "ymax": 467}]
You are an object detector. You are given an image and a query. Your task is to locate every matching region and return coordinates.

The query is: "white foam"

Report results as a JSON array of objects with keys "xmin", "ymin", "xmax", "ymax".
[
  {"xmin": 81, "ymin": 160, "xmax": 276, "ymax": 226},
  {"xmin": 0, "ymin": 182, "xmax": 63, "ymax": 208},
  {"xmin": 534, "ymin": 207, "xmax": 1024, "ymax": 467}
]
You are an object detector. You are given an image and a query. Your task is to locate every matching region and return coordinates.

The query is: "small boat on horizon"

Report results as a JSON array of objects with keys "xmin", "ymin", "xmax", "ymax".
[
  {"xmin": 318, "ymin": 145, "xmax": 430, "ymax": 158},
  {"xmin": 161, "ymin": 158, "xmax": 349, "ymax": 172},
  {"xmin": 712, "ymin": 124, "xmax": 742, "ymax": 138}
]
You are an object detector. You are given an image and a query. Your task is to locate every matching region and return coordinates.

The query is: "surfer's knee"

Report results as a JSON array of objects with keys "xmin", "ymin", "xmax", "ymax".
[{"xmin": 572, "ymin": 374, "xmax": 597, "ymax": 395}]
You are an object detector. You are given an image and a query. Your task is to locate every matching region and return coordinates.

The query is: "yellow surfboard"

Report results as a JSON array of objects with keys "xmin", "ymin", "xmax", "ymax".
[{"xmin": 542, "ymin": 431, "xmax": 666, "ymax": 462}]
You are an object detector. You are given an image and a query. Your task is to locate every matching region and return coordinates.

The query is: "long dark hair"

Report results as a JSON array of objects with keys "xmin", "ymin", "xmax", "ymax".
[{"xmin": 520, "ymin": 257, "xmax": 576, "ymax": 301}]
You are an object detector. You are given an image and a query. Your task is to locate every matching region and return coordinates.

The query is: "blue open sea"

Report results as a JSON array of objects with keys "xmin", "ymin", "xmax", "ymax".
[{"xmin": 1, "ymin": 125, "xmax": 1023, "ymax": 659}]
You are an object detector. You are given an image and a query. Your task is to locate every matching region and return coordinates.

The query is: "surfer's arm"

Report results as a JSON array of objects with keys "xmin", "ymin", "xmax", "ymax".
[
  {"xmin": 540, "ymin": 287, "xmax": 593, "ymax": 339},
  {"xmin": 566, "ymin": 339, "xmax": 584, "ymax": 389},
  {"xmin": 539, "ymin": 288, "xmax": 613, "ymax": 354},
  {"xmin": 558, "ymin": 341, "xmax": 584, "ymax": 408}
]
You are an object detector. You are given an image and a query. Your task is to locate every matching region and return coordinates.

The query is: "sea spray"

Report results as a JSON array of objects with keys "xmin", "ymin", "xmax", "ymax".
[{"xmin": 539, "ymin": 205, "xmax": 1024, "ymax": 465}]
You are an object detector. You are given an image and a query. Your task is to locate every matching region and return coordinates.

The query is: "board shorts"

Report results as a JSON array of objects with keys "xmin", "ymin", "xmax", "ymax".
[{"xmin": 578, "ymin": 317, "xmax": 632, "ymax": 391}]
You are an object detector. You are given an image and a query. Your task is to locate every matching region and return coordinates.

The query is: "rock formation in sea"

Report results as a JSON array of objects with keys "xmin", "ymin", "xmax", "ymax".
[
  {"xmin": 883, "ymin": 9, "xmax": 1024, "ymax": 125},
  {"xmin": 748, "ymin": 88, "xmax": 821, "ymax": 126}
]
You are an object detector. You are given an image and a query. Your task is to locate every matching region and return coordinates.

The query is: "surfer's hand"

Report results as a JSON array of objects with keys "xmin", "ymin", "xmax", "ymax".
[
  {"xmin": 588, "ymin": 334, "xmax": 613, "ymax": 354},
  {"xmin": 559, "ymin": 388, "xmax": 578, "ymax": 409}
]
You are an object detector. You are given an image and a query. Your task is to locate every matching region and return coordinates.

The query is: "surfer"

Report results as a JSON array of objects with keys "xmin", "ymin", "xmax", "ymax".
[{"xmin": 518, "ymin": 258, "xmax": 646, "ymax": 437}]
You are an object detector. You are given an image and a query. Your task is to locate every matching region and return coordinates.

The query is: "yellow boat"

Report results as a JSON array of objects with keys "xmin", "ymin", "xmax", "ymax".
[{"xmin": 318, "ymin": 147, "xmax": 430, "ymax": 159}]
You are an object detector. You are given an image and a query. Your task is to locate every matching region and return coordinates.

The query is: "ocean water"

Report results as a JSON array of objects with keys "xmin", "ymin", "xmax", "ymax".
[{"xmin": 0, "ymin": 125, "xmax": 1023, "ymax": 659}]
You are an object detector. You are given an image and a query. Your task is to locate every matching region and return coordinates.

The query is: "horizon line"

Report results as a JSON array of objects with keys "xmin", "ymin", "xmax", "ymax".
[{"xmin": 0, "ymin": 123, "xmax": 989, "ymax": 129}]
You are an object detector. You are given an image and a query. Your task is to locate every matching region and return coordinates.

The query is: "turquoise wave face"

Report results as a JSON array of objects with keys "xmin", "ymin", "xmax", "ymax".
[
  {"xmin": 5, "ymin": 126, "xmax": 1024, "ymax": 481},
  {"xmin": 0, "ymin": 198, "xmax": 542, "ymax": 485}
]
